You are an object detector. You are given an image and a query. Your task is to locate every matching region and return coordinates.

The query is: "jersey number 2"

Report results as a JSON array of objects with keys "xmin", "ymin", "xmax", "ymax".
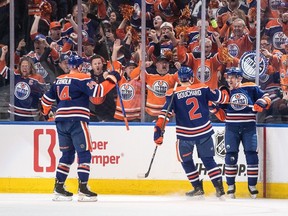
[{"xmin": 186, "ymin": 97, "xmax": 202, "ymax": 120}]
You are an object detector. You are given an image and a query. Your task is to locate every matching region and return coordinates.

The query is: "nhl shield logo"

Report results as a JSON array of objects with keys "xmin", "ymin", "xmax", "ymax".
[{"xmin": 215, "ymin": 131, "xmax": 226, "ymax": 158}]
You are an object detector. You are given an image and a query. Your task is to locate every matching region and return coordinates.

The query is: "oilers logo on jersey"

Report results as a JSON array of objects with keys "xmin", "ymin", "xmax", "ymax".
[
  {"xmin": 152, "ymin": 80, "xmax": 168, "ymax": 97},
  {"xmin": 227, "ymin": 44, "xmax": 239, "ymax": 57},
  {"xmin": 230, "ymin": 93, "xmax": 249, "ymax": 111},
  {"xmin": 14, "ymin": 82, "xmax": 31, "ymax": 100},
  {"xmin": 196, "ymin": 66, "xmax": 211, "ymax": 82},
  {"xmin": 272, "ymin": 32, "xmax": 287, "ymax": 50},
  {"xmin": 120, "ymin": 83, "xmax": 135, "ymax": 100}
]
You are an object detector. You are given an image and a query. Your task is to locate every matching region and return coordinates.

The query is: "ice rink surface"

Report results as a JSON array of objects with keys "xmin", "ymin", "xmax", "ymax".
[{"xmin": 1, "ymin": 194, "xmax": 288, "ymax": 216}]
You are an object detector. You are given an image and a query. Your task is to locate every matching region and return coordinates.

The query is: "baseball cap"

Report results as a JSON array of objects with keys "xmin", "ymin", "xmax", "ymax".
[
  {"xmin": 160, "ymin": 22, "xmax": 173, "ymax": 30},
  {"xmin": 125, "ymin": 60, "xmax": 138, "ymax": 67},
  {"xmin": 102, "ymin": 20, "xmax": 111, "ymax": 26},
  {"xmin": 49, "ymin": 21, "xmax": 61, "ymax": 30},
  {"xmin": 34, "ymin": 34, "xmax": 46, "ymax": 41},
  {"xmin": 156, "ymin": 55, "xmax": 169, "ymax": 62}
]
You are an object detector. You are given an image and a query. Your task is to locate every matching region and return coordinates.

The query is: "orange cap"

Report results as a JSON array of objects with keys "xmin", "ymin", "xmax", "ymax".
[{"xmin": 49, "ymin": 21, "xmax": 61, "ymax": 30}]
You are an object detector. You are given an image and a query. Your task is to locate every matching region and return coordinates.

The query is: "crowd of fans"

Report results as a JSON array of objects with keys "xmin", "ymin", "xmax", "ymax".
[{"xmin": 0, "ymin": 0, "xmax": 288, "ymax": 123}]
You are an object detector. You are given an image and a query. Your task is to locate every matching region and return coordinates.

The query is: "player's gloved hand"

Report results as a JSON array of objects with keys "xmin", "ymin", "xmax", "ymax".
[
  {"xmin": 106, "ymin": 71, "xmax": 121, "ymax": 84},
  {"xmin": 154, "ymin": 126, "xmax": 163, "ymax": 145},
  {"xmin": 208, "ymin": 101, "xmax": 218, "ymax": 114},
  {"xmin": 219, "ymin": 85, "xmax": 230, "ymax": 103},
  {"xmin": 253, "ymin": 98, "xmax": 267, "ymax": 112}
]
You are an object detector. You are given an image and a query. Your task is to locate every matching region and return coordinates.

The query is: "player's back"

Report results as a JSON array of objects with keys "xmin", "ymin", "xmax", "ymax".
[
  {"xmin": 172, "ymin": 83, "xmax": 220, "ymax": 141},
  {"xmin": 48, "ymin": 72, "xmax": 95, "ymax": 122}
]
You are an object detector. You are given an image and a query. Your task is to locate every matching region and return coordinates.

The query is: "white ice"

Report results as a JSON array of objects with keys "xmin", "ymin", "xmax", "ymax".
[{"xmin": 0, "ymin": 194, "xmax": 287, "ymax": 216}]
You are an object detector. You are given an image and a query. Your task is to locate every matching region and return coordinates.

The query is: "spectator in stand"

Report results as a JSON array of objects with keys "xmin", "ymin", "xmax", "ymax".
[
  {"xmin": 81, "ymin": 37, "xmax": 96, "ymax": 73},
  {"xmin": 186, "ymin": 20, "xmax": 220, "ymax": 54},
  {"xmin": 62, "ymin": 2, "xmax": 101, "ymax": 41},
  {"xmin": 16, "ymin": 34, "xmax": 60, "ymax": 85},
  {"xmin": 147, "ymin": 21, "xmax": 178, "ymax": 63},
  {"xmin": 30, "ymin": 14, "xmax": 67, "ymax": 52},
  {"xmin": 130, "ymin": 45, "xmax": 178, "ymax": 122},
  {"xmin": 109, "ymin": 10, "xmax": 122, "ymax": 33},
  {"xmin": 89, "ymin": 54, "xmax": 117, "ymax": 122},
  {"xmin": 153, "ymin": 0, "xmax": 180, "ymax": 24},
  {"xmin": 177, "ymin": 35, "xmax": 237, "ymax": 90},
  {"xmin": 130, "ymin": 0, "xmax": 155, "ymax": 30},
  {"xmin": 264, "ymin": 6, "xmax": 288, "ymax": 53},
  {"xmin": 216, "ymin": 0, "xmax": 249, "ymax": 30},
  {"xmin": 112, "ymin": 39, "xmax": 142, "ymax": 122},
  {"xmin": 0, "ymin": 45, "xmax": 45, "ymax": 121},
  {"xmin": 259, "ymin": 37, "xmax": 282, "ymax": 90},
  {"xmin": 224, "ymin": 18, "xmax": 256, "ymax": 60},
  {"xmin": 94, "ymin": 20, "xmax": 116, "ymax": 62},
  {"xmin": 151, "ymin": 15, "xmax": 165, "ymax": 38}
]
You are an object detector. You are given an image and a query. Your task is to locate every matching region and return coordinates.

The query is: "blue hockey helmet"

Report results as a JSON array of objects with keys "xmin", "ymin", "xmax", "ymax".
[
  {"xmin": 178, "ymin": 66, "xmax": 193, "ymax": 82},
  {"xmin": 225, "ymin": 67, "xmax": 243, "ymax": 77},
  {"xmin": 68, "ymin": 55, "xmax": 83, "ymax": 68}
]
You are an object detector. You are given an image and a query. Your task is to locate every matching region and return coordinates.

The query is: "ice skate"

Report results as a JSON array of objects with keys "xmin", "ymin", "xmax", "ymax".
[
  {"xmin": 248, "ymin": 185, "xmax": 258, "ymax": 199},
  {"xmin": 215, "ymin": 179, "xmax": 225, "ymax": 200},
  {"xmin": 227, "ymin": 184, "xmax": 236, "ymax": 199},
  {"xmin": 52, "ymin": 180, "xmax": 73, "ymax": 201},
  {"xmin": 186, "ymin": 180, "xmax": 204, "ymax": 198},
  {"xmin": 78, "ymin": 181, "xmax": 98, "ymax": 202}
]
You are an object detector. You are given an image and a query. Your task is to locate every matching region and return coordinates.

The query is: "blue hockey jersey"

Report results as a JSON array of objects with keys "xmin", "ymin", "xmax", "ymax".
[
  {"xmin": 41, "ymin": 72, "xmax": 115, "ymax": 122},
  {"xmin": 159, "ymin": 83, "xmax": 227, "ymax": 141},
  {"xmin": 223, "ymin": 82, "xmax": 268, "ymax": 125}
]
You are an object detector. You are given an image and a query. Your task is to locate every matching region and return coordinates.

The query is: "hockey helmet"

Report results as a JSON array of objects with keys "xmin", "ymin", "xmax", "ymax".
[
  {"xmin": 178, "ymin": 66, "xmax": 193, "ymax": 82},
  {"xmin": 225, "ymin": 67, "xmax": 243, "ymax": 78},
  {"xmin": 68, "ymin": 55, "xmax": 83, "ymax": 68}
]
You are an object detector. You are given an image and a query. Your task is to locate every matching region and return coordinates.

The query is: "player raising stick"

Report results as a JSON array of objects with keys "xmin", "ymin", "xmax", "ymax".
[{"xmin": 153, "ymin": 66, "xmax": 230, "ymax": 199}]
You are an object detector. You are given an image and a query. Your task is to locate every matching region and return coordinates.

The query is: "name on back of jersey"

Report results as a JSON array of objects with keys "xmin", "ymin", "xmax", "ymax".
[
  {"xmin": 56, "ymin": 78, "xmax": 71, "ymax": 85},
  {"xmin": 177, "ymin": 90, "xmax": 202, "ymax": 99}
]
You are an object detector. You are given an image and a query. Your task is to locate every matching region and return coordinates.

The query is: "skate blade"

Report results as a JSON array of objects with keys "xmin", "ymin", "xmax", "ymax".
[
  {"xmin": 186, "ymin": 195, "xmax": 205, "ymax": 200},
  {"xmin": 228, "ymin": 193, "xmax": 236, "ymax": 199},
  {"xmin": 217, "ymin": 195, "xmax": 226, "ymax": 201},
  {"xmin": 52, "ymin": 194, "xmax": 73, "ymax": 201},
  {"xmin": 78, "ymin": 195, "xmax": 98, "ymax": 202},
  {"xmin": 250, "ymin": 194, "xmax": 257, "ymax": 199}
]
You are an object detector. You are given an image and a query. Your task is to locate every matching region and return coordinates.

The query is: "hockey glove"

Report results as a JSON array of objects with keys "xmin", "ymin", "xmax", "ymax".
[
  {"xmin": 253, "ymin": 98, "xmax": 267, "ymax": 112},
  {"xmin": 106, "ymin": 71, "xmax": 121, "ymax": 84},
  {"xmin": 154, "ymin": 126, "xmax": 164, "ymax": 145},
  {"xmin": 208, "ymin": 101, "xmax": 218, "ymax": 114},
  {"xmin": 208, "ymin": 101, "xmax": 226, "ymax": 121},
  {"xmin": 219, "ymin": 85, "xmax": 230, "ymax": 103}
]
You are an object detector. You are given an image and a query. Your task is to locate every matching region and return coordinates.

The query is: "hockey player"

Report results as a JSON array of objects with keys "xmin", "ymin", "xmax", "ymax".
[
  {"xmin": 41, "ymin": 54, "xmax": 121, "ymax": 202},
  {"xmin": 218, "ymin": 67, "xmax": 271, "ymax": 199},
  {"xmin": 153, "ymin": 66, "xmax": 229, "ymax": 198}
]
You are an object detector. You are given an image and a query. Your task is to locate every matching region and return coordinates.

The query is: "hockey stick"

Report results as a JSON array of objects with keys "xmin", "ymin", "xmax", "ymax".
[
  {"xmin": 100, "ymin": 22, "xmax": 129, "ymax": 131},
  {"xmin": 146, "ymin": 85, "xmax": 165, "ymax": 96},
  {"xmin": 137, "ymin": 82, "xmax": 178, "ymax": 178}
]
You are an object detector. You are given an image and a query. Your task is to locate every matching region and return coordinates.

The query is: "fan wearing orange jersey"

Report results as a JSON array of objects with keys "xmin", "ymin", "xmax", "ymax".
[{"xmin": 130, "ymin": 46, "xmax": 178, "ymax": 122}]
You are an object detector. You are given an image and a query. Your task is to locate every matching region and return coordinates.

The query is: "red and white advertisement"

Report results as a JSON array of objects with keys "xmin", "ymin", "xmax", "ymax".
[{"xmin": 0, "ymin": 124, "xmax": 287, "ymax": 183}]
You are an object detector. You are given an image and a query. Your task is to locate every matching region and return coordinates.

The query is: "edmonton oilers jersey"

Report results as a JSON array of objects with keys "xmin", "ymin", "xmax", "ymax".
[
  {"xmin": 10, "ymin": 72, "xmax": 45, "ymax": 119},
  {"xmin": 42, "ymin": 72, "xmax": 115, "ymax": 122},
  {"xmin": 165, "ymin": 83, "xmax": 223, "ymax": 141},
  {"xmin": 224, "ymin": 82, "xmax": 266, "ymax": 125}
]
